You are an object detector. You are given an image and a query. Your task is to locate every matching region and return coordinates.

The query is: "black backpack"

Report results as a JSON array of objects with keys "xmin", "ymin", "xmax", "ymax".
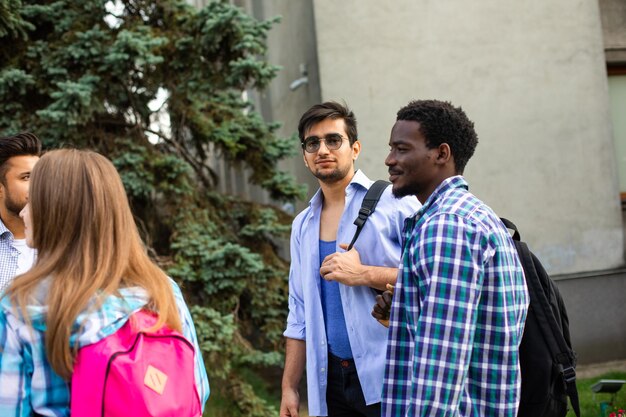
[{"xmin": 501, "ymin": 218, "xmax": 580, "ymax": 417}]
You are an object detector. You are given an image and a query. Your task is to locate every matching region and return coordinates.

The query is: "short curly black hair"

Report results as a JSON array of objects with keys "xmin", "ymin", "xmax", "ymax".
[{"xmin": 396, "ymin": 100, "xmax": 478, "ymax": 174}]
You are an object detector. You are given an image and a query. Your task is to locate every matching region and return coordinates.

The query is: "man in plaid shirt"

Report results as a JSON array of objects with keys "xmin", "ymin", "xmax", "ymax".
[{"xmin": 378, "ymin": 100, "xmax": 529, "ymax": 417}]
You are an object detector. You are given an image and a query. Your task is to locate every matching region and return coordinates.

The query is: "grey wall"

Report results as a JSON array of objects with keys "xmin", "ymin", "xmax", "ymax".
[
  {"xmin": 556, "ymin": 271, "xmax": 626, "ymax": 364},
  {"xmin": 600, "ymin": 0, "xmax": 626, "ymax": 64},
  {"xmin": 311, "ymin": 0, "xmax": 624, "ymax": 276}
]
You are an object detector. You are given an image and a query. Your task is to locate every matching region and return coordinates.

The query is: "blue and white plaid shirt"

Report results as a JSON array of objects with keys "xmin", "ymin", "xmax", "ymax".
[
  {"xmin": 0, "ymin": 279, "xmax": 210, "ymax": 416},
  {"xmin": 0, "ymin": 219, "xmax": 20, "ymax": 293},
  {"xmin": 382, "ymin": 176, "xmax": 529, "ymax": 417}
]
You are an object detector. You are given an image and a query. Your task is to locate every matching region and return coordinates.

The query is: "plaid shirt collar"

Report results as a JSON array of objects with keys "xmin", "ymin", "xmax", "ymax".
[
  {"xmin": 413, "ymin": 175, "xmax": 468, "ymax": 220},
  {"xmin": 404, "ymin": 176, "xmax": 468, "ymax": 237}
]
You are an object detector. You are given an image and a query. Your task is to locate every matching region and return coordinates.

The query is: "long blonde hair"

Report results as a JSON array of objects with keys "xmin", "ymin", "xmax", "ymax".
[{"xmin": 7, "ymin": 149, "xmax": 181, "ymax": 379}]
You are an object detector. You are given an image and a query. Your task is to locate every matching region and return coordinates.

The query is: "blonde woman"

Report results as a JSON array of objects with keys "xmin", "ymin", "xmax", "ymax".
[{"xmin": 0, "ymin": 149, "xmax": 209, "ymax": 415}]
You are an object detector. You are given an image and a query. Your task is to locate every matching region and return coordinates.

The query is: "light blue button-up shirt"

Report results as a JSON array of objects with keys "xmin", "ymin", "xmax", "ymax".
[
  {"xmin": 0, "ymin": 218, "xmax": 19, "ymax": 292},
  {"xmin": 284, "ymin": 170, "xmax": 420, "ymax": 416}
]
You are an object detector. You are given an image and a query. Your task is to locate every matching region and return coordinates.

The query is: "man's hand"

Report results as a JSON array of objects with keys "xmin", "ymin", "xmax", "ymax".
[
  {"xmin": 279, "ymin": 388, "xmax": 300, "ymax": 417},
  {"xmin": 372, "ymin": 284, "xmax": 395, "ymax": 327},
  {"xmin": 319, "ymin": 243, "xmax": 365, "ymax": 286}
]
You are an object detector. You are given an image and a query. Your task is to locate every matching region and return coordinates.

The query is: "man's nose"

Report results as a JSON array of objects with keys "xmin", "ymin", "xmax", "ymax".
[{"xmin": 317, "ymin": 139, "xmax": 330, "ymax": 155}]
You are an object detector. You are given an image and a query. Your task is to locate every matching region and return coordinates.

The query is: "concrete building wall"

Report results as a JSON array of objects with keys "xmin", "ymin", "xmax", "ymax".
[
  {"xmin": 556, "ymin": 271, "xmax": 626, "ymax": 364},
  {"xmin": 600, "ymin": 0, "xmax": 626, "ymax": 64},
  {"xmin": 311, "ymin": 0, "xmax": 624, "ymax": 276}
]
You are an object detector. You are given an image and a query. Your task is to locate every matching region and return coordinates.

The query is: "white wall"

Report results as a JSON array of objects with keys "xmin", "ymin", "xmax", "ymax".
[{"xmin": 311, "ymin": 0, "xmax": 624, "ymax": 274}]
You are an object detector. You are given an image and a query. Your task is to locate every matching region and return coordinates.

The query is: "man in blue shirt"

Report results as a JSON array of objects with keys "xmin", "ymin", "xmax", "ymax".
[
  {"xmin": 280, "ymin": 102, "xmax": 420, "ymax": 417},
  {"xmin": 0, "ymin": 132, "xmax": 41, "ymax": 292},
  {"xmin": 379, "ymin": 100, "xmax": 529, "ymax": 416}
]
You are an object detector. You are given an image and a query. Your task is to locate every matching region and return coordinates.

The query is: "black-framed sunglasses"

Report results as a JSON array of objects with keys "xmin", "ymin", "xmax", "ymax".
[{"xmin": 302, "ymin": 133, "xmax": 347, "ymax": 153}]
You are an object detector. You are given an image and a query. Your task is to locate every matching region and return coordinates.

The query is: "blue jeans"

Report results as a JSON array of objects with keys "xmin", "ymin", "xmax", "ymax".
[{"xmin": 326, "ymin": 353, "xmax": 381, "ymax": 417}]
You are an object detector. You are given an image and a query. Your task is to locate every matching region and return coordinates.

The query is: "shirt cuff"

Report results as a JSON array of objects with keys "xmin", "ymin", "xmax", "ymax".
[{"xmin": 283, "ymin": 323, "xmax": 305, "ymax": 340}]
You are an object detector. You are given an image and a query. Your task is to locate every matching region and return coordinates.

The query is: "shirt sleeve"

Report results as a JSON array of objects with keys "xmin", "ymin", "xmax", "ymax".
[
  {"xmin": 173, "ymin": 284, "xmax": 211, "ymax": 411},
  {"xmin": 0, "ymin": 302, "xmax": 69, "ymax": 416},
  {"xmin": 283, "ymin": 219, "xmax": 306, "ymax": 340},
  {"xmin": 406, "ymin": 214, "xmax": 488, "ymax": 415}
]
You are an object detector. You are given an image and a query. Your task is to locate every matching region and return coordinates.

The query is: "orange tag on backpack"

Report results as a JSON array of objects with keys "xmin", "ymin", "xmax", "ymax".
[{"xmin": 144, "ymin": 365, "xmax": 168, "ymax": 395}]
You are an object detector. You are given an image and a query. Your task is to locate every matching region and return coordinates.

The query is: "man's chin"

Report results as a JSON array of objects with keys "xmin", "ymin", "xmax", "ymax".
[
  {"xmin": 315, "ymin": 168, "xmax": 350, "ymax": 183},
  {"xmin": 391, "ymin": 184, "xmax": 416, "ymax": 199},
  {"xmin": 6, "ymin": 202, "xmax": 27, "ymax": 217}
]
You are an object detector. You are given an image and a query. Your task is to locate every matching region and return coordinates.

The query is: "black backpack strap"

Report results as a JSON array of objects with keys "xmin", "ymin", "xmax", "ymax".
[
  {"xmin": 500, "ymin": 217, "xmax": 520, "ymax": 241},
  {"xmin": 347, "ymin": 180, "xmax": 390, "ymax": 250},
  {"xmin": 501, "ymin": 218, "xmax": 581, "ymax": 417},
  {"xmin": 564, "ymin": 361, "xmax": 581, "ymax": 417}
]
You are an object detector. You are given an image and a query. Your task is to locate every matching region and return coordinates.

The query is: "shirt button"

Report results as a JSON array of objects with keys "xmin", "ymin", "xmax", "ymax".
[{"xmin": 321, "ymin": 368, "xmax": 325, "ymax": 373}]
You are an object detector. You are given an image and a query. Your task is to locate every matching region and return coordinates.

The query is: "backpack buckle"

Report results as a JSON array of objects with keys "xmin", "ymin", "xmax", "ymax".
[
  {"xmin": 562, "ymin": 365, "xmax": 576, "ymax": 384},
  {"xmin": 354, "ymin": 207, "xmax": 371, "ymax": 227}
]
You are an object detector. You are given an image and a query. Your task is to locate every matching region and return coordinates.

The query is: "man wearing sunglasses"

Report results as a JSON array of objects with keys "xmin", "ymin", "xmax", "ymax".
[{"xmin": 280, "ymin": 101, "xmax": 420, "ymax": 417}]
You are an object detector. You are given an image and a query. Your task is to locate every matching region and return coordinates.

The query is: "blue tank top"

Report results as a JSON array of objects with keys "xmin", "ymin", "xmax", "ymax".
[{"xmin": 319, "ymin": 240, "xmax": 353, "ymax": 359}]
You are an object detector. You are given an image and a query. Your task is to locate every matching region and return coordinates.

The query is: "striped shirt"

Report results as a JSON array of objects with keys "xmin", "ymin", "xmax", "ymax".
[
  {"xmin": 382, "ymin": 176, "xmax": 529, "ymax": 417},
  {"xmin": 0, "ymin": 280, "xmax": 210, "ymax": 416}
]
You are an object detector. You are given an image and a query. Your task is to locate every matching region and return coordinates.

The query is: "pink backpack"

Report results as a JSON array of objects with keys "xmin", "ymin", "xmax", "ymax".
[{"xmin": 71, "ymin": 309, "xmax": 202, "ymax": 417}]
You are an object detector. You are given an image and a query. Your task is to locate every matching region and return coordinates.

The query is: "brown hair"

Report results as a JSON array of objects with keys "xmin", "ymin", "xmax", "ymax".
[
  {"xmin": 0, "ymin": 132, "xmax": 42, "ymax": 184},
  {"xmin": 297, "ymin": 101, "xmax": 358, "ymax": 144},
  {"xmin": 7, "ymin": 149, "xmax": 181, "ymax": 379}
]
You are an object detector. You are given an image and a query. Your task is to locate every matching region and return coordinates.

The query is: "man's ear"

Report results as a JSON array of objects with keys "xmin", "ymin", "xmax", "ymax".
[
  {"xmin": 351, "ymin": 139, "xmax": 361, "ymax": 160},
  {"xmin": 435, "ymin": 143, "xmax": 452, "ymax": 165}
]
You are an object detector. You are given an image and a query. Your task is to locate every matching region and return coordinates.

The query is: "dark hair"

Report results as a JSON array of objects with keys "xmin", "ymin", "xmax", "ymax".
[
  {"xmin": 0, "ymin": 132, "xmax": 42, "ymax": 183},
  {"xmin": 298, "ymin": 101, "xmax": 358, "ymax": 145},
  {"xmin": 397, "ymin": 100, "xmax": 478, "ymax": 174}
]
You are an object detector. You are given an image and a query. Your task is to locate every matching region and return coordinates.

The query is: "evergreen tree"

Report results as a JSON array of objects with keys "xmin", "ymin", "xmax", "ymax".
[{"xmin": 0, "ymin": 0, "xmax": 304, "ymax": 414}]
